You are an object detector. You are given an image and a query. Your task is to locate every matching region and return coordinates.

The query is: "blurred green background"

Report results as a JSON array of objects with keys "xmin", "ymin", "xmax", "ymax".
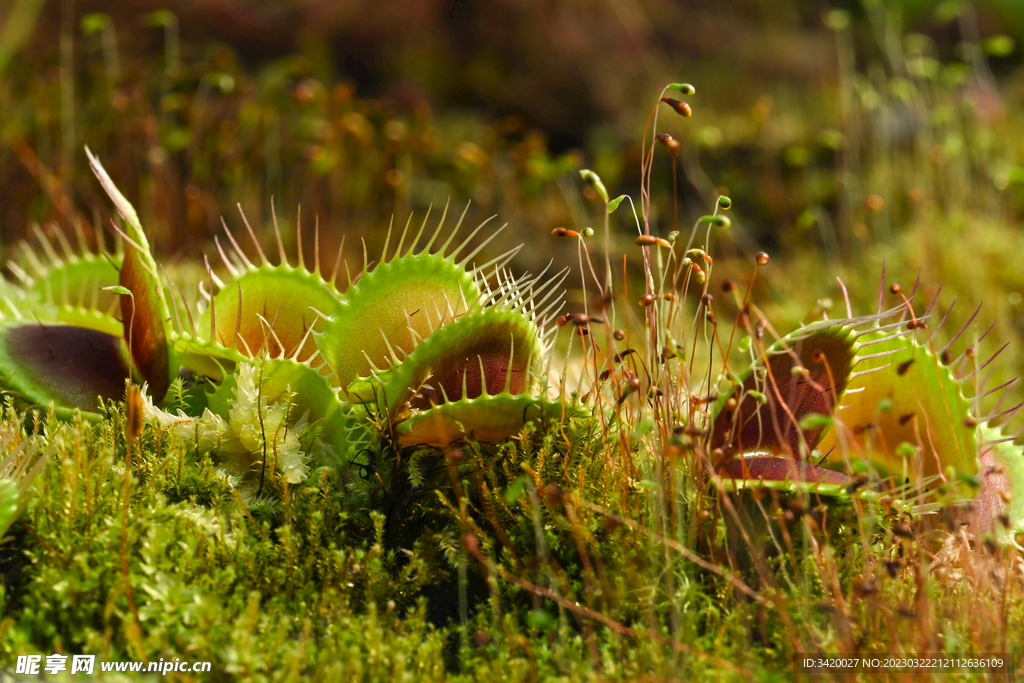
[{"xmin": 3, "ymin": 0, "xmax": 1024, "ymax": 343}]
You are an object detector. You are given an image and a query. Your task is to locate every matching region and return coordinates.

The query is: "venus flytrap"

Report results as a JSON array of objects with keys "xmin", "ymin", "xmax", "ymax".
[
  {"xmin": 571, "ymin": 86, "xmax": 1024, "ymax": 552},
  {"xmin": 5, "ymin": 223, "xmax": 121, "ymax": 333},
  {"xmin": 696, "ymin": 268, "xmax": 1020, "ymax": 522},
  {"xmin": 87, "ymin": 147, "xmax": 178, "ymax": 402},
  {"xmin": 0, "ymin": 148, "xmax": 579, "ymax": 502},
  {"xmin": 0, "ymin": 222, "xmax": 129, "ymax": 418}
]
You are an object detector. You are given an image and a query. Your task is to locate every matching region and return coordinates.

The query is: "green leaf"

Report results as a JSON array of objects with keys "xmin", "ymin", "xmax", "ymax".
[{"xmin": 607, "ymin": 195, "xmax": 627, "ymax": 214}]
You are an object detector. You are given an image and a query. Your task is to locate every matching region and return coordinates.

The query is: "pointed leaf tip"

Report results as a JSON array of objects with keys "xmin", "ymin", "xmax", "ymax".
[
  {"xmin": 88, "ymin": 145, "xmax": 176, "ymax": 400},
  {"xmin": 607, "ymin": 195, "xmax": 627, "ymax": 214},
  {"xmin": 85, "ymin": 147, "xmax": 145, "ymax": 239}
]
